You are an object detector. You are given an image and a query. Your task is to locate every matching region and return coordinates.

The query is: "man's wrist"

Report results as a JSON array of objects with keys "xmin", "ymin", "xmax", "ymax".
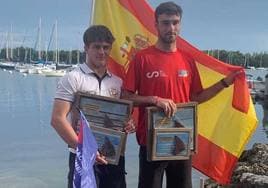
[
  {"xmin": 220, "ymin": 78, "xmax": 229, "ymax": 88},
  {"xmin": 152, "ymin": 96, "xmax": 159, "ymax": 106}
]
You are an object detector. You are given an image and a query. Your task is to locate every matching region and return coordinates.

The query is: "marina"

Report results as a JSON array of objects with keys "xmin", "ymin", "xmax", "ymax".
[{"xmin": 0, "ymin": 0, "xmax": 267, "ymax": 187}]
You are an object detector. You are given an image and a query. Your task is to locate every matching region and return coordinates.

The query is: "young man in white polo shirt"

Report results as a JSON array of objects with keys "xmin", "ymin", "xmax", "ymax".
[{"xmin": 51, "ymin": 25, "xmax": 135, "ymax": 188}]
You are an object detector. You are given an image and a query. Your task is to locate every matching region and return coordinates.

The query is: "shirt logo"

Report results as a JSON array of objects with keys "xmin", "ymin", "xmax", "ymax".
[
  {"xmin": 146, "ymin": 70, "xmax": 167, "ymax": 78},
  {"xmin": 109, "ymin": 88, "xmax": 120, "ymax": 98},
  {"xmin": 178, "ymin": 70, "xmax": 188, "ymax": 77}
]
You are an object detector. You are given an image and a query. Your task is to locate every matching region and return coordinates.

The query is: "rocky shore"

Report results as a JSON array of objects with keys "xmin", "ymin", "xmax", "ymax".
[{"xmin": 204, "ymin": 143, "xmax": 268, "ymax": 188}]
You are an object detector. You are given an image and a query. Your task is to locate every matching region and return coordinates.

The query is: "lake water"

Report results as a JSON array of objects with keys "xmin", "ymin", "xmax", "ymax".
[{"xmin": 0, "ymin": 69, "xmax": 267, "ymax": 188}]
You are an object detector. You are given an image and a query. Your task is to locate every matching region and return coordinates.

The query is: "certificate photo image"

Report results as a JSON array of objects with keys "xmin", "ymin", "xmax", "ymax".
[{"xmin": 155, "ymin": 131, "xmax": 190, "ymax": 157}]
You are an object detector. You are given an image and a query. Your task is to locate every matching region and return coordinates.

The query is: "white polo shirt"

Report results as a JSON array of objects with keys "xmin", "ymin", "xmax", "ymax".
[
  {"xmin": 55, "ymin": 63, "xmax": 123, "ymax": 154},
  {"xmin": 55, "ymin": 63, "xmax": 122, "ymax": 101}
]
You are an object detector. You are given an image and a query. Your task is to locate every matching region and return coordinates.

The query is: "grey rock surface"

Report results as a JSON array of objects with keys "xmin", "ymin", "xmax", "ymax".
[{"xmin": 204, "ymin": 143, "xmax": 268, "ymax": 188}]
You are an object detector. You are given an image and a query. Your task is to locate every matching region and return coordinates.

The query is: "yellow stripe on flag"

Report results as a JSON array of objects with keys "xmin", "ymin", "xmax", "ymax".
[
  {"xmin": 93, "ymin": 0, "xmax": 157, "ymax": 68},
  {"xmin": 197, "ymin": 63, "xmax": 257, "ymax": 156}
]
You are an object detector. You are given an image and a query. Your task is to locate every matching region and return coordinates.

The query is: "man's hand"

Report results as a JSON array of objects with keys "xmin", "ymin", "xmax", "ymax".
[
  {"xmin": 96, "ymin": 151, "xmax": 108, "ymax": 165},
  {"xmin": 124, "ymin": 117, "xmax": 136, "ymax": 134},
  {"xmin": 223, "ymin": 69, "xmax": 244, "ymax": 86},
  {"xmin": 155, "ymin": 97, "xmax": 177, "ymax": 118}
]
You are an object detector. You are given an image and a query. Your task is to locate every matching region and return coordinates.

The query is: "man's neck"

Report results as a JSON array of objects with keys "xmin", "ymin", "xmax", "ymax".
[
  {"xmin": 155, "ymin": 40, "xmax": 177, "ymax": 52},
  {"xmin": 86, "ymin": 62, "xmax": 107, "ymax": 78}
]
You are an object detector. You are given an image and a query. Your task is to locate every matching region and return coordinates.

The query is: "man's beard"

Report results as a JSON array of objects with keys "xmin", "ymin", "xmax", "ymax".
[{"xmin": 159, "ymin": 32, "xmax": 177, "ymax": 44}]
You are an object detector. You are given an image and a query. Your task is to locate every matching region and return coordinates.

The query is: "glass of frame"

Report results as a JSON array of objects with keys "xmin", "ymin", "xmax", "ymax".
[
  {"xmin": 75, "ymin": 92, "xmax": 133, "ymax": 131},
  {"xmin": 148, "ymin": 128, "xmax": 191, "ymax": 161},
  {"xmin": 146, "ymin": 102, "xmax": 197, "ymax": 153},
  {"xmin": 91, "ymin": 126, "xmax": 127, "ymax": 165}
]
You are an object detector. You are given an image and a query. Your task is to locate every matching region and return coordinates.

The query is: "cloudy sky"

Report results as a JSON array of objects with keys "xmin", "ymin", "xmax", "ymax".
[{"xmin": 0, "ymin": 0, "xmax": 267, "ymax": 53}]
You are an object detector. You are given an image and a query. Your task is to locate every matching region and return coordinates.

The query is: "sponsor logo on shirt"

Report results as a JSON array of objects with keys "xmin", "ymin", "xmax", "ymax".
[
  {"xmin": 146, "ymin": 70, "xmax": 167, "ymax": 78},
  {"xmin": 178, "ymin": 70, "xmax": 188, "ymax": 77},
  {"xmin": 109, "ymin": 88, "xmax": 120, "ymax": 98}
]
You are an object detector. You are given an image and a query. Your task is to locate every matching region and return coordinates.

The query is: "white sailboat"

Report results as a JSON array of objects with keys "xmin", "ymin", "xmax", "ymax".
[
  {"xmin": 0, "ymin": 26, "xmax": 16, "ymax": 70},
  {"xmin": 43, "ymin": 20, "xmax": 66, "ymax": 77}
]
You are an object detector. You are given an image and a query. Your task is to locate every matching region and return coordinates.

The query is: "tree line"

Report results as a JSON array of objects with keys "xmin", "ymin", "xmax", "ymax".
[
  {"xmin": 0, "ymin": 47, "xmax": 267, "ymax": 68},
  {"xmin": 203, "ymin": 50, "xmax": 267, "ymax": 68},
  {"xmin": 0, "ymin": 47, "xmax": 85, "ymax": 64}
]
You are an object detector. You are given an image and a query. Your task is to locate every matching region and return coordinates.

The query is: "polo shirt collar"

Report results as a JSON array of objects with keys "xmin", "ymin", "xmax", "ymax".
[{"xmin": 80, "ymin": 63, "xmax": 112, "ymax": 77}]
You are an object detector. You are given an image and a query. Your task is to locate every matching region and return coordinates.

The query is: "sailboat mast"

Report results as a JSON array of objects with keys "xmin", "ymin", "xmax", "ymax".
[
  {"xmin": 244, "ymin": 54, "xmax": 247, "ymax": 67},
  {"xmin": 45, "ymin": 42, "xmax": 48, "ymax": 63},
  {"xmin": 77, "ymin": 50, "xmax": 80, "ymax": 64},
  {"xmin": 55, "ymin": 20, "xmax": 58, "ymax": 64},
  {"xmin": 90, "ymin": 0, "xmax": 96, "ymax": 25},
  {"xmin": 38, "ymin": 17, "xmax": 42, "ymax": 60},
  {"xmin": 260, "ymin": 52, "xmax": 263, "ymax": 67},
  {"xmin": 69, "ymin": 47, "xmax": 72, "ymax": 64},
  {"xmin": 6, "ymin": 32, "xmax": 9, "ymax": 60},
  {"xmin": 10, "ymin": 24, "xmax": 13, "ymax": 60}
]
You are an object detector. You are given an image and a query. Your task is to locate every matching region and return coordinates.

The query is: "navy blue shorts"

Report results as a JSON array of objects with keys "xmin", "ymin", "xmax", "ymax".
[
  {"xmin": 138, "ymin": 146, "xmax": 192, "ymax": 188},
  {"xmin": 68, "ymin": 152, "xmax": 126, "ymax": 188}
]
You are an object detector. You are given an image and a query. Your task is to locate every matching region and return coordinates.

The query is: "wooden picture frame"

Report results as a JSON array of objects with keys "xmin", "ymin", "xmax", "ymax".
[
  {"xmin": 75, "ymin": 92, "xmax": 133, "ymax": 132},
  {"xmin": 146, "ymin": 102, "xmax": 198, "ymax": 153},
  {"xmin": 148, "ymin": 128, "xmax": 191, "ymax": 161},
  {"xmin": 91, "ymin": 126, "xmax": 127, "ymax": 165}
]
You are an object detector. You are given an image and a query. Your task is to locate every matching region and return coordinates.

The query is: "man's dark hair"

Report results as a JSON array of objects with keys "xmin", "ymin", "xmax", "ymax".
[
  {"xmin": 155, "ymin": 1, "xmax": 183, "ymax": 22},
  {"xmin": 83, "ymin": 25, "xmax": 115, "ymax": 46}
]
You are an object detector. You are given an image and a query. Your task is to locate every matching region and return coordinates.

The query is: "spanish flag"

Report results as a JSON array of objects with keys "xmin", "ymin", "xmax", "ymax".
[{"xmin": 92, "ymin": 0, "xmax": 258, "ymax": 184}]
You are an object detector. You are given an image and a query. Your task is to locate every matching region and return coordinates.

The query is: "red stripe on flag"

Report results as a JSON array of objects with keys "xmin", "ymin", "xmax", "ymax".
[
  {"xmin": 177, "ymin": 37, "xmax": 239, "ymax": 75},
  {"xmin": 192, "ymin": 135, "xmax": 238, "ymax": 185},
  {"xmin": 177, "ymin": 37, "xmax": 249, "ymax": 113},
  {"xmin": 108, "ymin": 57, "xmax": 126, "ymax": 80},
  {"xmin": 118, "ymin": 0, "xmax": 157, "ymax": 35},
  {"xmin": 114, "ymin": 1, "xmax": 250, "ymax": 113}
]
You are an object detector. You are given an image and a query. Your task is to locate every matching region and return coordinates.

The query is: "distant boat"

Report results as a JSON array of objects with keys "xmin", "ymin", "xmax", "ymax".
[
  {"xmin": 246, "ymin": 66, "xmax": 256, "ymax": 70},
  {"xmin": 56, "ymin": 63, "xmax": 72, "ymax": 70},
  {"xmin": 0, "ymin": 62, "xmax": 16, "ymax": 70},
  {"xmin": 246, "ymin": 73, "xmax": 265, "ymax": 102},
  {"xmin": 255, "ymin": 67, "xmax": 266, "ymax": 71},
  {"xmin": 43, "ymin": 70, "xmax": 66, "ymax": 77}
]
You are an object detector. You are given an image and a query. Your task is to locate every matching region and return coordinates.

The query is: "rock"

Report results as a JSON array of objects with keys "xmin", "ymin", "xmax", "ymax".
[
  {"xmin": 204, "ymin": 143, "xmax": 268, "ymax": 188},
  {"xmin": 240, "ymin": 173, "xmax": 268, "ymax": 185}
]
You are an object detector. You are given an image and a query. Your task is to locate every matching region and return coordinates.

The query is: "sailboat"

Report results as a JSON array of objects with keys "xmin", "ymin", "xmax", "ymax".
[
  {"xmin": 0, "ymin": 26, "xmax": 16, "ymax": 70},
  {"xmin": 43, "ymin": 20, "xmax": 66, "ymax": 77}
]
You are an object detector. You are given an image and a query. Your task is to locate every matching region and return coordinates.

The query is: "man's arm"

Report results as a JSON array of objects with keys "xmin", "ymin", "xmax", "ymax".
[
  {"xmin": 50, "ymin": 99, "xmax": 78, "ymax": 149},
  {"xmin": 51, "ymin": 99, "xmax": 108, "ymax": 164},
  {"xmin": 191, "ymin": 70, "xmax": 242, "ymax": 103}
]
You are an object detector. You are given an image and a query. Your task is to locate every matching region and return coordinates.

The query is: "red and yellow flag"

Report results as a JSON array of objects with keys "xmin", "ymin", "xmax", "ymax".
[{"xmin": 92, "ymin": 0, "xmax": 258, "ymax": 184}]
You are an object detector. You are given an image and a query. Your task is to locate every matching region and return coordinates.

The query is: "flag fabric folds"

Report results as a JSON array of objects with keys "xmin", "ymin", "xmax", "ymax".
[
  {"xmin": 73, "ymin": 111, "xmax": 98, "ymax": 188},
  {"xmin": 92, "ymin": 0, "xmax": 258, "ymax": 184}
]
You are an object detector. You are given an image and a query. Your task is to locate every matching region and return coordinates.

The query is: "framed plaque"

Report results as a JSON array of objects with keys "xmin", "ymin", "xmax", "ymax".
[
  {"xmin": 91, "ymin": 126, "xmax": 127, "ymax": 165},
  {"xmin": 146, "ymin": 102, "xmax": 198, "ymax": 153},
  {"xmin": 148, "ymin": 128, "xmax": 191, "ymax": 161},
  {"xmin": 75, "ymin": 92, "xmax": 133, "ymax": 131}
]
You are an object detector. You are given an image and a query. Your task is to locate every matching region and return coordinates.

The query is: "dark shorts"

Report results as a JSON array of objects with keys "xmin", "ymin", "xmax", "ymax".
[
  {"xmin": 138, "ymin": 146, "xmax": 192, "ymax": 188},
  {"xmin": 68, "ymin": 152, "xmax": 126, "ymax": 188}
]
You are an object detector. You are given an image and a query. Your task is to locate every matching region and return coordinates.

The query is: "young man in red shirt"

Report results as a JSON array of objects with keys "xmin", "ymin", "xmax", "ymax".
[{"xmin": 122, "ymin": 2, "xmax": 239, "ymax": 188}]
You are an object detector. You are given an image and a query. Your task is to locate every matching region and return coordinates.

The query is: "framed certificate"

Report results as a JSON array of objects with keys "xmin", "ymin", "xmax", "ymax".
[
  {"xmin": 146, "ymin": 102, "xmax": 198, "ymax": 153},
  {"xmin": 75, "ymin": 92, "xmax": 133, "ymax": 131},
  {"xmin": 91, "ymin": 126, "xmax": 127, "ymax": 165},
  {"xmin": 148, "ymin": 128, "xmax": 191, "ymax": 161}
]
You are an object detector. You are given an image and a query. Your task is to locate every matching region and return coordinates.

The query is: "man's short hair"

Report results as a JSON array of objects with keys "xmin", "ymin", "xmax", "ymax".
[
  {"xmin": 155, "ymin": 1, "xmax": 183, "ymax": 22},
  {"xmin": 83, "ymin": 25, "xmax": 115, "ymax": 46}
]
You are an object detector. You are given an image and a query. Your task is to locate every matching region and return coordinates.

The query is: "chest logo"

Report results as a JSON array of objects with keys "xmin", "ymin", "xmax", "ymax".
[
  {"xmin": 146, "ymin": 70, "xmax": 167, "ymax": 78},
  {"xmin": 178, "ymin": 70, "xmax": 188, "ymax": 77},
  {"xmin": 109, "ymin": 88, "xmax": 120, "ymax": 98}
]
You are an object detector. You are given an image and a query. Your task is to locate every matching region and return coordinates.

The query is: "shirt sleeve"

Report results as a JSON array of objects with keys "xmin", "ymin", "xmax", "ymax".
[{"xmin": 55, "ymin": 73, "xmax": 77, "ymax": 102}]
